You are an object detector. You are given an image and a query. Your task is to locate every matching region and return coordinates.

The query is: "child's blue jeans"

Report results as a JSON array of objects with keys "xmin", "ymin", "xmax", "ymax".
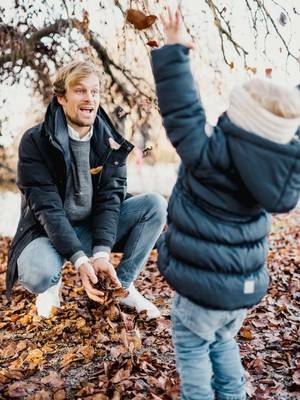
[{"xmin": 171, "ymin": 293, "xmax": 247, "ymax": 400}]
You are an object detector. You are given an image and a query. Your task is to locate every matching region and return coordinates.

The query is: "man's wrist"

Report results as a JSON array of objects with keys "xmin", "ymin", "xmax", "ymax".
[
  {"xmin": 93, "ymin": 245, "xmax": 111, "ymax": 262},
  {"xmin": 93, "ymin": 251, "xmax": 110, "ymax": 261},
  {"xmin": 74, "ymin": 255, "xmax": 89, "ymax": 270}
]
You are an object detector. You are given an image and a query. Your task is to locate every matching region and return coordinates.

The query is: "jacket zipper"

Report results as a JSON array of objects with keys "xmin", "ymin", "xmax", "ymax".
[{"xmin": 97, "ymin": 148, "xmax": 113, "ymax": 189}]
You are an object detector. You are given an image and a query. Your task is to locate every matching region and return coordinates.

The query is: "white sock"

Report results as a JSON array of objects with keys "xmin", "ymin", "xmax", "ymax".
[
  {"xmin": 119, "ymin": 284, "xmax": 161, "ymax": 319},
  {"xmin": 35, "ymin": 278, "xmax": 62, "ymax": 318}
]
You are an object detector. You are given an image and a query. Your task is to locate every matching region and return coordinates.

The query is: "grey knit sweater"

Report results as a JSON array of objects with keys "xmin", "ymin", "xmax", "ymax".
[{"xmin": 64, "ymin": 138, "xmax": 93, "ymax": 224}]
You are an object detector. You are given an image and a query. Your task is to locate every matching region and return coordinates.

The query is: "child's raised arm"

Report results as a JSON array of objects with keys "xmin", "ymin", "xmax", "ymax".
[{"xmin": 151, "ymin": 7, "xmax": 223, "ymax": 171}]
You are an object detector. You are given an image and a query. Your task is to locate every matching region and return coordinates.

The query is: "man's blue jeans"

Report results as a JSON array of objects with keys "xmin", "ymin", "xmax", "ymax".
[
  {"xmin": 171, "ymin": 293, "xmax": 247, "ymax": 400},
  {"xmin": 17, "ymin": 193, "xmax": 167, "ymax": 293}
]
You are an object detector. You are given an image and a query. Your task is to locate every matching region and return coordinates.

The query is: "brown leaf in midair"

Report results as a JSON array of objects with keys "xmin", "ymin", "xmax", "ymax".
[
  {"xmin": 126, "ymin": 9, "xmax": 157, "ymax": 30},
  {"xmin": 147, "ymin": 39, "xmax": 159, "ymax": 48}
]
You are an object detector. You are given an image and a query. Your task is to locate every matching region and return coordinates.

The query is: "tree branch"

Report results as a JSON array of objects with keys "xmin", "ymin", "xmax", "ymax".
[
  {"xmin": 205, "ymin": 0, "xmax": 248, "ymax": 66},
  {"xmin": 253, "ymin": 0, "xmax": 298, "ymax": 61}
]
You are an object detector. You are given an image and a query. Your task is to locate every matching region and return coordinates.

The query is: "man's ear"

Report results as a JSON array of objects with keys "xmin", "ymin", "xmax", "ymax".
[{"xmin": 57, "ymin": 95, "xmax": 67, "ymax": 107}]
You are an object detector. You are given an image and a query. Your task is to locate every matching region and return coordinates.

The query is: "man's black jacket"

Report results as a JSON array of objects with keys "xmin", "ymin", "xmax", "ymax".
[{"xmin": 6, "ymin": 97, "xmax": 134, "ymax": 297}]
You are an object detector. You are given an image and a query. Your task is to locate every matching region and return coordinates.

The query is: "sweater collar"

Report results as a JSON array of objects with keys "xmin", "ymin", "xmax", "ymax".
[{"xmin": 68, "ymin": 125, "xmax": 93, "ymax": 141}]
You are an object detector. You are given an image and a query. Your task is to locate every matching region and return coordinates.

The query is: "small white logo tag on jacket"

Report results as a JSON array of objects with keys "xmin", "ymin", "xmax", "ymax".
[
  {"xmin": 244, "ymin": 280, "xmax": 255, "ymax": 294},
  {"xmin": 204, "ymin": 123, "xmax": 213, "ymax": 137}
]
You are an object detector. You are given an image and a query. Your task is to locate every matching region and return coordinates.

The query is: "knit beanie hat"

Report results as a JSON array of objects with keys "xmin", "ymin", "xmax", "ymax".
[{"xmin": 227, "ymin": 79, "xmax": 300, "ymax": 144}]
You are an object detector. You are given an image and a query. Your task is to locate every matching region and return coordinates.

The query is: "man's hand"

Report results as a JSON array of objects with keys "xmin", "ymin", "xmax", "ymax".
[
  {"xmin": 160, "ymin": 6, "xmax": 194, "ymax": 49},
  {"xmin": 78, "ymin": 262, "xmax": 104, "ymax": 303},
  {"xmin": 93, "ymin": 258, "xmax": 122, "ymax": 289}
]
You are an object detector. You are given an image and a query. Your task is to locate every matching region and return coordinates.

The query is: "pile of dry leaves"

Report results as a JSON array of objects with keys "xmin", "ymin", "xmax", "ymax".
[{"xmin": 0, "ymin": 211, "xmax": 300, "ymax": 399}]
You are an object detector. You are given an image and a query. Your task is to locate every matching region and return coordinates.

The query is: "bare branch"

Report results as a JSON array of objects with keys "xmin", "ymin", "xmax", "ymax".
[
  {"xmin": 253, "ymin": 0, "xmax": 298, "ymax": 61},
  {"xmin": 205, "ymin": 0, "xmax": 248, "ymax": 66}
]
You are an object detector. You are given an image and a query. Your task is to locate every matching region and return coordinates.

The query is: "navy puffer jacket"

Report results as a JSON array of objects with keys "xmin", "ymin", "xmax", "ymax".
[{"xmin": 151, "ymin": 45, "xmax": 300, "ymax": 310}]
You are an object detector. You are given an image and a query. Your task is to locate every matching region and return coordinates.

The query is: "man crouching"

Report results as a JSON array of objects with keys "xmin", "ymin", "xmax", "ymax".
[{"xmin": 7, "ymin": 60, "xmax": 167, "ymax": 319}]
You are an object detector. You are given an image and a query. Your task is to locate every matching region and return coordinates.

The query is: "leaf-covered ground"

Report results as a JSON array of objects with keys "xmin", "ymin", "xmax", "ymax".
[{"xmin": 0, "ymin": 211, "xmax": 300, "ymax": 400}]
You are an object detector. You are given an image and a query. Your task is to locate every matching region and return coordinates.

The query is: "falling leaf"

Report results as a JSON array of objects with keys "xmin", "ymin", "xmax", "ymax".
[
  {"xmin": 245, "ymin": 65, "xmax": 257, "ymax": 74},
  {"xmin": 90, "ymin": 166, "xmax": 103, "ymax": 175},
  {"xmin": 126, "ymin": 9, "xmax": 157, "ymax": 30},
  {"xmin": 265, "ymin": 67, "xmax": 272, "ymax": 77},
  {"xmin": 278, "ymin": 12, "xmax": 288, "ymax": 26},
  {"xmin": 147, "ymin": 39, "xmax": 159, "ymax": 48}
]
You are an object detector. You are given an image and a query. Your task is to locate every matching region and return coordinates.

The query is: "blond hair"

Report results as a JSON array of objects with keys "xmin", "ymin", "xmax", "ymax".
[
  {"xmin": 243, "ymin": 78, "xmax": 300, "ymax": 119},
  {"xmin": 53, "ymin": 60, "xmax": 101, "ymax": 97}
]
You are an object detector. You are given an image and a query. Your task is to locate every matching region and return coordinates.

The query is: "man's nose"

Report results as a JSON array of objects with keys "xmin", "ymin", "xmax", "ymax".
[{"xmin": 83, "ymin": 90, "xmax": 94, "ymax": 101}]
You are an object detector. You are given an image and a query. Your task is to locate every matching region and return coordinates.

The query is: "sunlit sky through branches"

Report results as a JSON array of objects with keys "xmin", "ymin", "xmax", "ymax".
[{"xmin": 0, "ymin": 0, "xmax": 299, "ymax": 144}]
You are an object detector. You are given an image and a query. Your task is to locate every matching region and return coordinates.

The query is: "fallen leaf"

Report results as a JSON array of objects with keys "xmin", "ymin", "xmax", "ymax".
[
  {"xmin": 18, "ymin": 314, "xmax": 32, "ymax": 325},
  {"xmin": 293, "ymin": 370, "xmax": 300, "ymax": 385},
  {"xmin": 111, "ymin": 368, "xmax": 131, "ymax": 384},
  {"xmin": 239, "ymin": 328, "xmax": 254, "ymax": 340},
  {"xmin": 78, "ymin": 345, "xmax": 95, "ymax": 360},
  {"xmin": 53, "ymin": 389, "xmax": 66, "ymax": 400},
  {"xmin": 28, "ymin": 390, "xmax": 51, "ymax": 400},
  {"xmin": 61, "ymin": 352, "xmax": 82, "ymax": 367},
  {"xmin": 25, "ymin": 348, "xmax": 44, "ymax": 366},
  {"xmin": 41, "ymin": 371, "xmax": 64, "ymax": 388},
  {"xmin": 7, "ymin": 382, "xmax": 28, "ymax": 398}
]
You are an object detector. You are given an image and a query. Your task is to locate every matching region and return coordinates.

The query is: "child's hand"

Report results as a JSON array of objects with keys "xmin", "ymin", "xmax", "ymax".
[{"xmin": 160, "ymin": 6, "xmax": 195, "ymax": 49}]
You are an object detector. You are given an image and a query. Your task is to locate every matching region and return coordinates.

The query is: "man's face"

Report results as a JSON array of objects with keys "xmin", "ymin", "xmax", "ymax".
[{"xmin": 57, "ymin": 73, "xmax": 100, "ymax": 137}]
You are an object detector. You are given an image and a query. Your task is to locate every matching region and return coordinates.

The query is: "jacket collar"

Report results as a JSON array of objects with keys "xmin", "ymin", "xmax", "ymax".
[{"xmin": 42, "ymin": 97, "xmax": 134, "ymax": 169}]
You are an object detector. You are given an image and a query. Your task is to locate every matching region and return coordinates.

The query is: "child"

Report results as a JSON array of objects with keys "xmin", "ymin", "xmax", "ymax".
[{"xmin": 151, "ymin": 7, "xmax": 300, "ymax": 400}]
